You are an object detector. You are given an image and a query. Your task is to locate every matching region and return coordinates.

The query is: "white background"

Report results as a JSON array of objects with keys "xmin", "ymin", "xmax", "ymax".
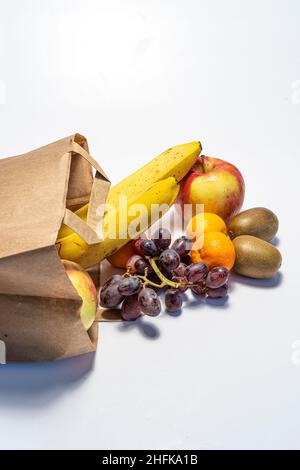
[{"xmin": 0, "ymin": 0, "xmax": 299, "ymax": 450}]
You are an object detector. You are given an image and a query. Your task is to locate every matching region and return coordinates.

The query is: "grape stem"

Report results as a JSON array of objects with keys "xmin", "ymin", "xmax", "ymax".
[
  {"xmin": 135, "ymin": 275, "xmax": 164, "ymax": 289},
  {"xmin": 130, "ymin": 257, "xmax": 199, "ymax": 290},
  {"xmin": 148, "ymin": 257, "xmax": 201, "ymax": 289},
  {"xmin": 148, "ymin": 257, "xmax": 180, "ymax": 288},
  {"xmin": 134, "ymin": 257, "xmax": 180, "ymax": 289}
]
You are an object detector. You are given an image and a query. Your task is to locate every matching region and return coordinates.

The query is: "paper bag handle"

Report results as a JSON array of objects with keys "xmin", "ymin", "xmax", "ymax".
[
  {"xmin": 71, "ymin": 135, "xmax": 110, "ymax": 238},
  {"xmin": 62, "ymin": 208, "xmax": 101, "ymax": 244}
]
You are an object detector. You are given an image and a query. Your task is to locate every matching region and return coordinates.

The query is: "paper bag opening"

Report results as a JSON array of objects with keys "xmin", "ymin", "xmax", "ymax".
[{"xmin": 0, "ymin": 134, "xmax": 110, "ymax": 362}]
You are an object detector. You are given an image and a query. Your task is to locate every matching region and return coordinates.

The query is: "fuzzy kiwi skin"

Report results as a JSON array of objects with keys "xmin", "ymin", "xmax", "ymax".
[
  {"xmin": 233, "ymin": 235, "xmax": 282, "ymax": 279},
  {"xmin": 229, "ymin": 207, "xmax": 278, "ymax": 241}
]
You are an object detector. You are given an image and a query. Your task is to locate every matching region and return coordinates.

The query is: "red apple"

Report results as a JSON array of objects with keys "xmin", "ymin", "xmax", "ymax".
[
  {"xmin": 62, "ymin": 259, "xmax": 98, "ymax": 331},
  {"xmin": 179, "ymin": 155, "xmax": 245, "ymax": 224}
]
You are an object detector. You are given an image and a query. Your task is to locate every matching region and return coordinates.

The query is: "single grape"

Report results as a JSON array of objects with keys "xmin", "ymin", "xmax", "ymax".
[
  {"xmin": 138, "ymin": 287, "xmax": 161, "ymax": 316},
  {"xmin": 126, "ymin": 254, "xmax": 143, "ymax": 274},
  {"xmin": 140, "ymin": 239, "xmax": 159, "ymax": 257},
  {"xmin": 185, "ymin": 262, "xmax": 208, "ymax": 283},
  {"xmin": 206, "ymin": 284, "xmax": 228, "ymax": 298},
  {"xmin": 157, "ymin": 261, "xmax": 173, "ymax": 280},
  {"xmin": 165, "ymin": 288, "xmax": 183, "ymax": 312},
  {"xmin": 126, "ymin": 255, "xmax": 152, "ymax": 275},
  {"xmin": 153, "ymin": 228, "xmax": 171, "ymax": 251},
  {"xmin": 172, "ymin": 275, "xmax": 188, "ymax": 292},
  {"xmin": 191, "ymin": 280, "xmax": 207, "ymax": 296},
  {"xmin": 159, "ymin": 248, "xmax": 180, "ymax": 271},
  {"xmin": 121, "ymin": 294, "xmax": 142, "ymax": 321},
  {"xmin": 100, "ymin": 275, "xmax": 124, "ymax": 308},
  {"xmin": 171, "ymin": 236, "xmax": 192, "ymax": 257},
  {"xmin": 135, "ymin": 258, "xmax": 152, "ymax": 275},
  {"xmin": 101, "ymin": 274, "xmax": 123, "ymax": 289},
  {"xmin": 206, "ymin": 266, "xmax": 229, "ymax": 288},
  {"xmin": 133, "ymin": 237, "xmax": 147, "ymax": 255},
  {"xmin": 173, "ymin": 262, "xmax": 187, "ymax": 277},
  {"xmin": 118, "ymin": 276, "xmax": 142, "ymax": 296}
]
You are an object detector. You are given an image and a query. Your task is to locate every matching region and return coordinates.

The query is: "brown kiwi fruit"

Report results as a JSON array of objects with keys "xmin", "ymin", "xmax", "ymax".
[
  {"xmin": 229, "ymin": 207, "xmax": 278, "ymax": 241},
  {"xmin": 233, "ymin": 235, "xmax": 282, "ymax": 279}
]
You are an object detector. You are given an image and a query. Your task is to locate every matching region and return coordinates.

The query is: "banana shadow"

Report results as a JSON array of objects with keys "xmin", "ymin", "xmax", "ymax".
[{"xmin": 0, "ymin": 352, "xmax": 95, "ymax": 407}]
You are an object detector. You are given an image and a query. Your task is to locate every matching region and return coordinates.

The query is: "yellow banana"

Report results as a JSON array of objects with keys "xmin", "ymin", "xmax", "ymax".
[
  {"xmin": 58, "ymin": 141, "xmax": 201, "ymax": 239},
  {"xmin": 56, "ymin": 176, "xmax": 179, "ymax": 268}
]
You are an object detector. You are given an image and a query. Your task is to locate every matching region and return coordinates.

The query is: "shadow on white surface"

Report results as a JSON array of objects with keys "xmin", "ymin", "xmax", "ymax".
[
  {"xmin": 270, "ymin": 236, "xmax": 280, "ymax": 247},
  {"xmin": 187, "ymin": 292, "xmax": 230, "ymax": 310},
  {"xmin": 231, "ymin": 272, "xmax": 283, "ymax": 289},
  {"xmin": 165, "ymin": 307, "xmax": 183, "ymax": 318},
  {"xmin": 117, "ymin": 316, "xmax": 161, "ymax": 340},
  {"xmin": 0, "ymin": 353, "xmax": 95, "ymax": 406}
]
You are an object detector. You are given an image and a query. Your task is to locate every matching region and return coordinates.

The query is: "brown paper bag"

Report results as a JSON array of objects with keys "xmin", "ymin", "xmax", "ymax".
[{"xmin": 0, "ymin": 134, "xmax": 110, "ymax": 362}]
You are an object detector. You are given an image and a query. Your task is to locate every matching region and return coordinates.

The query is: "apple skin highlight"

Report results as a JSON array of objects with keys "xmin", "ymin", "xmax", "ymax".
[
  {"xmin": 179, "ymin": 156, "xmax": 245, "ymax": 224},
  {"xmin": 62, "ymin": 259, "xmax": 98, "ymax": 331}
]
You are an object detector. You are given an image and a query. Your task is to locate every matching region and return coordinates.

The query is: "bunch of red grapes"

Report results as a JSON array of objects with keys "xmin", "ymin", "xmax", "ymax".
[{"xmin": 100, "ymin": 229, "xmax": 229, "ymax": 320}]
